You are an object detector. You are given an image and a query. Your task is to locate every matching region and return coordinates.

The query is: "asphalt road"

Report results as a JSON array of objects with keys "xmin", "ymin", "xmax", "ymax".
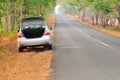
[{"xmin": 51, "ymin": 14, "xmax": 120, "ymax": 80}]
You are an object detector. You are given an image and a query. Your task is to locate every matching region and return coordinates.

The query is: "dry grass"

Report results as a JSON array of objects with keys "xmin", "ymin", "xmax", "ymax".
[
  {"xmin": 0, "ymin": 50, "xmax": 52, "ymax": 80},
  {"xmin": 0, "ymin": 14, "xmax": 55, "ymax": 80},
  {"xmin": 68, "ymin": 14, "xmax": 120, "ymax": 37}
]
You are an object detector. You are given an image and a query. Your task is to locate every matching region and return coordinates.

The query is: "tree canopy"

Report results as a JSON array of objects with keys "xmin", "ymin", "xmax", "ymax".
[{"xmin": 58, "ymin": 0, "xmax": 120, "ymax": 27}]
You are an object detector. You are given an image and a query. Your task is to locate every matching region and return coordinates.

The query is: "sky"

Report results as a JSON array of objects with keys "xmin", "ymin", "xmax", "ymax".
[{"xmin": 55, "ymin": 4, "xmax": 61, "ymax": 14}]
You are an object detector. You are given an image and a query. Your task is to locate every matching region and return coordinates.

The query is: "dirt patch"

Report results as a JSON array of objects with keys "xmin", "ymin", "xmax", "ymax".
[
  {"xmin": 0, "ymin": 14, "xmax": 55, "ymax": 80},
  {"xmin": 68, "ymin": 15, "xmax": 120, "ymax": 37}
]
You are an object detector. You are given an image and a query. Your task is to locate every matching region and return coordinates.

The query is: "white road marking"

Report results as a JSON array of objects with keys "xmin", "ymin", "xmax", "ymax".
[
  {"xmin": 60, "ymin": 46, "xmax": 82, "ymax": 49},
  {"xmin": 78, "ymin": 29, "xmax": 82, "ymax": 32},
  {"xmin": 100, "ymin": 42, "xmax": 109, "ymax": 47},
  {"xmin": 85, "ymin": 34, "xmax": 91, "ymax": 37}
]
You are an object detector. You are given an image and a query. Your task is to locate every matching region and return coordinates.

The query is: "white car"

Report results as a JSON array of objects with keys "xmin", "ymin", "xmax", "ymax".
[{"xmin": 17, "ymin": 16, "xmax": 52, "ymax": 52}]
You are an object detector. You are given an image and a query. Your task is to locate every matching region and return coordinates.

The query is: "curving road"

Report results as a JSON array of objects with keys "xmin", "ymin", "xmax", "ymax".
[{"xmin": 51, "ymin": 14, "xmax": 120, "ymax": 80}]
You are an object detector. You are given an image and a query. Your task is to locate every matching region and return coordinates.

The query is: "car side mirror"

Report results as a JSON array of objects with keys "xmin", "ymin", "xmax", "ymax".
[{"xmin": 49, "ymin": 26, "xmax": 54, "ymax": 30}]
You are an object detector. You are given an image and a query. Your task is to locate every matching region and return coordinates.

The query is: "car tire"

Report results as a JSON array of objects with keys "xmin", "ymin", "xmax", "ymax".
[
  {"xmin": 19, "ymin": 47, "xmax": 24, "ymax": 52},
  {"xmin": 45, "ymin": 44, "xmax": 52, "ymax": 50},
  {"xmin": 48, "ymin": 44, "xmax": 52, "ymax": 50}
]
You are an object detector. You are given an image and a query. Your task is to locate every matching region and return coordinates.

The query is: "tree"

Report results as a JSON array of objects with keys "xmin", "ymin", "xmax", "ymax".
[
  {"xmin": 65, "ymin": 0, "xmax": 120, "ymax": 27},
  {"xmin": 0, "ymin": 0, "xmax": 56, "ymax": 32}
]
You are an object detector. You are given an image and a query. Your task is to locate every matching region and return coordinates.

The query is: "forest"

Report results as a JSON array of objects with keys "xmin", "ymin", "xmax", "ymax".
[
  {"xmin": 0, "ymin": 0, "xmax": 56, "ymax": 33},
  {"xmin": 1, "ymin": 0, "xmax": 120, "ymax": 34},
  {"xmin": 59, "ymin": 0, "xmax": 120, "ymax": 32}
]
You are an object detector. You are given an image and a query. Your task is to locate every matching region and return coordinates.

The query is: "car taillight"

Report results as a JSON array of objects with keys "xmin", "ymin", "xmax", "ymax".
[
  {"xmin": 44, "ymin": 31, "xmax": 50, "ymax": 35},
  {"xmin": 18, "ymin": 33, "xmax": 24, "ymax": 38}
]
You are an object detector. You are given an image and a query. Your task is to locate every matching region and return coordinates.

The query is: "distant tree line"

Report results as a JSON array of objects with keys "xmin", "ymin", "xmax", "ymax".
[
  {"xmin": 60, "ymin": 0, "xmax": 120, "ymax": 30},
  {"xmin": 0, "ymin": 0, "xmax": 56, "ymax": 32}
]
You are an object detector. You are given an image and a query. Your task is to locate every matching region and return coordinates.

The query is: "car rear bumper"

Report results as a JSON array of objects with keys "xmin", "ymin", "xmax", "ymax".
[{"xmin": 18, "ymin": 36, "xmax": 52, "ymax": 47}]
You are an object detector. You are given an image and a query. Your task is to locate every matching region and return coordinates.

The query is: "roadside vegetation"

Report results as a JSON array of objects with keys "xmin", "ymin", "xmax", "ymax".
[
  {"xmin": 59, "ymin": 0, "xmax": 120, "ymax": 37},
  {"xmin": 0, "ymin": 0, "xmax": 55, "ymax": 33}
]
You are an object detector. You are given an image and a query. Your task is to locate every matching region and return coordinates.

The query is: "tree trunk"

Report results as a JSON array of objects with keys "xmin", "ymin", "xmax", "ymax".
[
  {"xmin": 117, "ymin": 10, "xmax": 120, "ymax": 26},
  {"xmin": 92, "ymin": 16, "xmax": 94, "ymax": 25},
  {"xmin": 95, "ymin": 13, "xmax": 99, "ymax": 25},
  {"xmin": 10, "ymin": 1, "xmax": 16, "ymax": 31},
  {"xmin": 39, "ymin": 3, "xmax": 43, "ymax": 16},
  {"xmin": 117, "ymin": 17, "xmax": 120, "ymax": 26},
  {"xmin": 102, "ymin": 16, "xmax": 109, "ymax": 27},
  {"xmin": 4, "ymin": 0, "xmax": 10, "ymax": 32},
  {"xmin": 116, "ymin": 3, "xmax": 120, "ymax": 26},
  {"xmin": 20, "ymin": 1, "xmax": 23, "ymax": 20},
  {"xmin": 0, "ymin": 17, "xmax": 2, "ymax": 27},
  {"xmin": 82, "ymin": 8, "xmax": 85, "ymax": 21},
  {"xmin": 22, "ymin": 0, "xmax": 29, "ymax": 17},
  {"xmin": 5, "ymin": 12, "xmax": 9, "ymax": 32}
]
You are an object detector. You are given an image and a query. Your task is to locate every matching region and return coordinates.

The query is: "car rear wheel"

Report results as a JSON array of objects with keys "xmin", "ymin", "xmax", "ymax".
[
  {"xmin": 19, "ymin": 47, "xmax": 24, "ymax": 52},
  {"xmin": 45, "ymin": 45, "xmax": 52, "ymax": 50},
  {"xmin": 48, "ymin": 45, "xmax": 52, "ymax": 50}
]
